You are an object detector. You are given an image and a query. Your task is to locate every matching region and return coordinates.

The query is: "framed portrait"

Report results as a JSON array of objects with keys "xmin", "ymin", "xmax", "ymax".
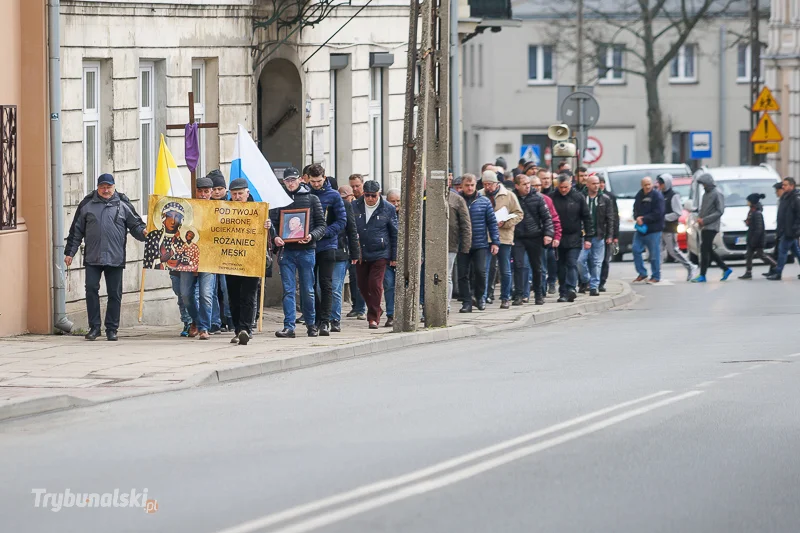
[{"xmin": 279, "ymin": 208, "xmax": 311, "ymax": 243}]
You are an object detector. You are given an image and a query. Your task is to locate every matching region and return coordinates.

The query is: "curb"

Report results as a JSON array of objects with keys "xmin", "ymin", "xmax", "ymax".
[{"xmin": 1, "ymin": 283, "xmax": 635, "ymax": 422}]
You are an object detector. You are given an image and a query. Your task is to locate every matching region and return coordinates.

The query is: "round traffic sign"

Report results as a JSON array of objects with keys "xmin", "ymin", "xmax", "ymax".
[
  {"xmin": 560, "ymin": 91, "xmax": 600, "ymax": 129},
  {"xmin": 583, "ymin": 136, "xmax": 603, "ymax": 165}
]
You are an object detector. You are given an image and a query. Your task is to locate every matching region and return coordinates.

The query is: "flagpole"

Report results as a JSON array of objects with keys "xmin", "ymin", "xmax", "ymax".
[{"xmin": 258, "ymin": 204, "xmax": 268, "ymax": 333}]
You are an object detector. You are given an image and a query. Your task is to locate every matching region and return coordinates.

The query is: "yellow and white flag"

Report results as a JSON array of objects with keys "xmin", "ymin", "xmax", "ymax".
[{"xmin": 154, "ymin": 134, "xmax": 191, "ymax": 198}]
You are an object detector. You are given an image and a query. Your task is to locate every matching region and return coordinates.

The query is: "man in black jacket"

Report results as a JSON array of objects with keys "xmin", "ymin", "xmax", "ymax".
[
  {"xmin": 577, "ymin": 175, "xmax": 615, "ymax": 296},
  {"xmin": 768, "ymin": 177, "xmax": 800, "ymax": 280},
  {"xmin": 331, "ymin": 186, "xmax": 361, "ymax": 332},
  {"xmin": 512, "ymin": 173, "xmax": 554, "ymax": 305},
  {"xmin": 550, "ymin": 175, "xmax": 591, "ymax": 302},
  {"xmin": 270, "ymin": 168, "xmax": 327, "ymax": 338},
  {"xmin": 598, "ymin": 176, "xmax": 620, "ymax": 292}
]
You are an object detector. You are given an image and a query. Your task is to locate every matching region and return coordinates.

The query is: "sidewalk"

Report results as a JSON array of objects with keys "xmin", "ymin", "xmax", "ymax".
[{"xmin": 0, "ymin": 281, "xmax": 633, "ymax": 421}]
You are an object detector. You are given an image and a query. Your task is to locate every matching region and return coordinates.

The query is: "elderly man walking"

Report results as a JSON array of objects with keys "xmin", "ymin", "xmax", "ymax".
[
  {"xmin": 382, "ymin": 188, "xmax": 402, "ymax": 326},
  {"xmin": 458, "ymin": 174, "xmax": 500, "ymax": 312},
  {"xmin": 65, "ymin": 174, "xmax": 147, "ymax": 341},
  {"xmin": 632, "ymin": 177, "xmax": 666, "ymax": 284},
  {"xmin": 691, "ymin": 173, "xmax": 733, "ymax": 283}
]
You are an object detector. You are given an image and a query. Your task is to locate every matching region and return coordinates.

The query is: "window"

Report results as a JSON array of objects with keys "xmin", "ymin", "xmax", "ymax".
[
  {"xmin": 528, "ymin": 45, "xmax": 554, "ymax": 84},
  {"xmin": 469, "ymin": 45, "xmax": 475, "ymax": 87},
  {"xmin": 598, "ymin": 44, "xmax": 624, "ymax": 83},
  {"xmin": 461, "ymin": 46, "xmax": 466, "ymax": 87},
  {"xmin": 478, "ymin": 44, "xmax": 483, "ymax": 87},
  {"xmin": 737, "ymin": 43, "xmax": 764, "ymax": 83},
  {"xmin": 139, "ymin": 62, "xmax": 155, "ymax": 208},
  {"xmin": 369, "ymin": 67, "xmax": 384, "ymax": 187},
  {"xmin": 83, "ymin": 62, "xmax": 101, "ymax": 195},
  {"xmin": 192, "ymin": 60, "xmax": 206, "ymax": 178},
  {"xmin": 670, "ymin": 44, "xmax": 697, "ymax": 83}
]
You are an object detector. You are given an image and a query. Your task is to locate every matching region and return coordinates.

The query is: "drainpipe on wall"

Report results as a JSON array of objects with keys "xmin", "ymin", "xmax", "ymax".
[
  {"xmin": 449, "ymin": 0, "xmax": 461, "ymax": 179},
  {"xmin": 719, "ymin": 25, "xmax": 727, "ymax": 166},
  {"xmin": 48, "ymin": 0, "xmax": 73, "ymax": 334}
]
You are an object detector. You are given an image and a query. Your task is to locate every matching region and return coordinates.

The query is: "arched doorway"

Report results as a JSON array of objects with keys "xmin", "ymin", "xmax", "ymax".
[{"xmin": 257, "ymin": 58, "xmax": 303, "ymax": 171}]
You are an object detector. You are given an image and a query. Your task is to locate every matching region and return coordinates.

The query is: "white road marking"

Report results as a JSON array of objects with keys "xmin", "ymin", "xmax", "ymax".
[
  {"xmin": 263, "ymin": 391, "xmax": 704, "ymax": 533},
  {"xmin": 720, "ymin": 372, "xmax": 742, "ymax": 379},
  {"xmin": 695, "ymin": 380, "xmax": 716, "ymax": 388},
  {"xmin": 746, "ymin": 364, "xmax": 764, "ymax": 371},
  {"xmin": 788, "ymin": 353, "xmax": 800, "ymax": 358},
  {"xmin": 213, "ymin": 391, "xmax": 681, "ymax": 533}
]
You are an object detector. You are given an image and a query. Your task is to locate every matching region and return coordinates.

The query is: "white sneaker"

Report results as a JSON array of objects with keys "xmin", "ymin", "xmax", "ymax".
[{"xmin": 686, "ymin": 266, "xmax": 698, "ymax": 281}]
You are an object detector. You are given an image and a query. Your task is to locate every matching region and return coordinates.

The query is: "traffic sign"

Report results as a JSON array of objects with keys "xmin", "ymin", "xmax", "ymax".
[
  {"xmin": 582, "ymin": 136, "xmax": 603, "ymax": 165},
  {"xmin": 752, "ymin": 87, "xmax": 780, "ymax": 112},
  {"xmin": 689, "ymin": 131, "xmax": 712, "ymax": 159},
  {"xmin": 560, "ymin": 91, "xmax": 600, "ymax": 129},
  {"xmin": 520, "ymin": 144, "xmax": 541, "ymax": 165},
  {"xmin": 754, "ymin": 142, "xmax": 780, "ymax": 154},
  {"xmin": 750, "ymin": 114, "xmax": 783, "ymax": 143}
]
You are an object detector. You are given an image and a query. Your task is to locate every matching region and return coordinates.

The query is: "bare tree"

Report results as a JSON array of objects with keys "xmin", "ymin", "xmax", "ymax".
[{"xmin": 546, "ymin": 0, "xmax": 745, "ymax": 163}]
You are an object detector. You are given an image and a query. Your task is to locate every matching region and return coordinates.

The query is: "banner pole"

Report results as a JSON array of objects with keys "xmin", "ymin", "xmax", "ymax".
[
  {"xmin": 258, "ymin": 206, "xmax": 268, "ymax": 333},
  {"xmin": 138, "ymin": 268, "xmax": 146, "ymax": 323}
]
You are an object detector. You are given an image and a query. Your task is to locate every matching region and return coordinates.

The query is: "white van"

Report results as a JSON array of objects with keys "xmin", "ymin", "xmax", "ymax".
[
  {"xmin": 684, "ymin": 165, "xmax": 781, "ymax": 261},
  {"xmin": 590, "ymin": 164, "xmax": 692, "ymax": 260}
]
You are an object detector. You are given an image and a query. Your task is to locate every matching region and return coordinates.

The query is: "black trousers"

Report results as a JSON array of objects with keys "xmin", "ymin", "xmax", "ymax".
[
  {"xmin": 85, "ymin": 264, "xmax": 124, "ymax": 332},
  {"xmin": 514, "ymin": 238, "xmax": 543, "ymax": 299},
  {"xmin": 600, "ymin": 242, "xmax": 612, "ymax": 286},
  {"xmin": 487, "ymin": 254, "xmax": 499, "ymax": 297},
  {"xmin": 745, "ymin": 246, "xmax": 777, "ymax": 271},
  {"xmin": 226, "ymin": 275, "xmax": 259, "ymax": 334},
  {"xmin": 700, "ymin": 229, "xmax": 728, "ymax": 276},
  {"xmin": 457, "ymin": 248, "xmax": 488, "ymax": 304},
  {"xmin": 315, "ymin": 249, "xmax": 337, "ymax": 323}
]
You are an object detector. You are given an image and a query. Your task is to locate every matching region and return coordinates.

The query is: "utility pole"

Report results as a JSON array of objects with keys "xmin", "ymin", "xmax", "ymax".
[
  {"xmin": 749, "ymin": 0, "xmax": 760, "ymax": 165},
  {"xmin": 575, "ymin": 0, "xmax": 584, "ymax": 160}
]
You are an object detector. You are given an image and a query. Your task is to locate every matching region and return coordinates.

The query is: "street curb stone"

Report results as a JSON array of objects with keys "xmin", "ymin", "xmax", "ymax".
[{"xmin": 0, "ymin": 283, "xmax": 634, "ymax": 422}]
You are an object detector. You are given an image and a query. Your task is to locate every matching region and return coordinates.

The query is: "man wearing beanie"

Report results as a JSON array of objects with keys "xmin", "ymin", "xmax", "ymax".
[
  {"xmin": 205, "ymin": 169, "xmax": 233, "ymax": 333},
  {"xmin": 271, "ymin": 167, "xmax": 327, "ymax": 338},
  {"xmin": 65, "ymin": 173, "xmax": 148, "ymax": 341},
  {"xmin": 740, "ymin": 192, "xmax": 777, "ymax": 279}
]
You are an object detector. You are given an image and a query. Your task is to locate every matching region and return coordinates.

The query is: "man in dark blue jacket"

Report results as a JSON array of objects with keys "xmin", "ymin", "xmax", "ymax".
[
  {"xmin": 632, "ymin": 176, "xmax": 666, "ymax": 283},
  {"xmin": 458, "ymin": 173, "xmax": 500, "ymax": 313},
  {"xmin": 353, "ymin": 180, "xmax": 398, "ymax": 329},
  {"xmin": 308, "ymin": 164, "xmax": 347, "ymax": 336}
]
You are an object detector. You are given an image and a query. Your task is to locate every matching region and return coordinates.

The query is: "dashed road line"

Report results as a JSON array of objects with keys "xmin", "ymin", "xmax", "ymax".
[{"xmin": 720, "ymin": 372, "xmax": 742, "ymax": 379}]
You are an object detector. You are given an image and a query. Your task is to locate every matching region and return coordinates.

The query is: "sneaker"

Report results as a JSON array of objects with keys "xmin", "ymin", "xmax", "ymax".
[
  {"xmin": 180, "ymin": 322, "xmax": 191, "ymax": 338},
  {"xmin": 330, "ymin": 320, "xmax": 341, "ymax": 333},
  {"xmin": 486, "ymin": 296, "xmax": 494, "ymax": 305},
  {"xmin": 275, "ymin": 328, "xmax": 296, "ymax": 338},
  {"xmin": 237, "ymin": 330, "xmax": 250, "ymax": 346},
  {"xmin": 346, "ymin": 310, "xmax": 360, "ymax": 318},
  {"xmin": 356, "ymin": 313, "xmax": 367, "ymax": 320},
  {"xmin": 598, "ymin": 285, "xmax": 607, "ymax": 293},
  {"xmin": 500, "ymin": 300, "xmax": 510, "ymax": 309},
  {"xmin": 199, "ymin": 331, "xmax": 210, "ymax": 340},
  {"xmin": 766, "ymin": 273, "xmax": 782, "ymax": 280},
  {"xmin": 633, "ymin": 275, "xmax": 647, "ymax": 283},
  {"xmin": 738, "ymin": 272, "xmax": 753, "ymax": 280},
  {"xmin": 209, "ymin": 324, "xmax": 222, "ymax": 335},
  {"xmin": 691, "ymin": 275, "xmax": 707, "ymax": 283},
  {"xmin": 476, "ymin": 301, "xmax": 486, "ymax": 311},
  {"xmin": 686, "ymin": 266, "xmax": 697, "ymax": 282},
  {"xmin": 557, "ymin": 296, "xmax": 569, "ymax": 303},
  {"xmin": 590, "ymin": 289, "xmax": 599, "ymax": 296},
  {"xmin": 721, "ymin": 268, "xmax": 734, "ymax": 281}
]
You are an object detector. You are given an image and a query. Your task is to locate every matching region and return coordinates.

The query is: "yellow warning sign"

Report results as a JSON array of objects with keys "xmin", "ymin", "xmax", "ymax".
[
  {"xmin": 750, "ymin": 114, "xmax": 784, "ymax": 143},
  {"xmin": 752, "ymin": 87, "xmax": 780, "ymax": 112},
  {"xmin": 754, "ymin": 142, "xmax": 780, "ymax": 154}
]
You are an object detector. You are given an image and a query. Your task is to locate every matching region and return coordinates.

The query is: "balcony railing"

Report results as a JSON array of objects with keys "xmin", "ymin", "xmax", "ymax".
[
  {"xmin": 1, "ymin": 105, "xmax": 17, "ymax": 231},
  {"xmin": 469, "ymin": 0, "xmax": 512, "ymax": 19}
]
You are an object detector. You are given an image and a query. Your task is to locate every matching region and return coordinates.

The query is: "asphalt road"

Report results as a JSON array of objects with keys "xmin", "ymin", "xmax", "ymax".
[{"xmin": 2, "ymin": 261, "xmax": 800, "ymax": 533}]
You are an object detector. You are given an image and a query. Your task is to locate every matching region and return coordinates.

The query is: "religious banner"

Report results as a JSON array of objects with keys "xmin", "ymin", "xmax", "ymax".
[{"xmin": 143, "ymin": 195, "xmax": 269, "ymax": 277}]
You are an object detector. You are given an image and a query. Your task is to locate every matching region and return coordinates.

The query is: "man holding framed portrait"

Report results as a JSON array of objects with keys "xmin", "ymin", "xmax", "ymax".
[{"xmin": 270, "ymin": 167, "xmax": 327, "ymax": 338}]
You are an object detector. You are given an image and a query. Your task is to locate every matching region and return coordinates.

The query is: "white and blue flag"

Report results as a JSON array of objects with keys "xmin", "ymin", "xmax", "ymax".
[{"xmin": 229, "ymin": 124, "xmax": 292, "ymax": 208}]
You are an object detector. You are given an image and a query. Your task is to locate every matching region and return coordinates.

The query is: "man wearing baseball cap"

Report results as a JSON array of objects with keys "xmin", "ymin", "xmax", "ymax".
[{"xmin": 64, "ymin": 173, "xmax": 148, "ymax": 341}]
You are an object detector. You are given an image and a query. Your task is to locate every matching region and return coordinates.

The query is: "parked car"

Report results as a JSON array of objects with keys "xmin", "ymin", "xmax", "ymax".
[
  {"xmin": 684, "ymin": 165, "xmax": 781, "ymax": 262},
  {"xmin": 590, "ymin": 164, "xmax": 692, "ymax": 260}
]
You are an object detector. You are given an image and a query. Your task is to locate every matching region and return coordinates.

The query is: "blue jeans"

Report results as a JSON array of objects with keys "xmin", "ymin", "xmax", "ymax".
[
  {"xmin": 331, "ymin": 261, "xmax": 349, "ymax": 322},
  {"xmin": 485, "ymin": 244, "xmax": 513, "ymax": 301},
  {"xmin": 633, "ymin": 231, "xmax": 662, "ymax": 281},
  {"xmin": 579, "ymin": 237, "xmax": 606, "ymax": 290},
  {"xmin": 775, "ymin": 237, "xmax": 800, "ymax": 274},
  {"xmin": 383, "ymin": 265, "xmax": 396, "ymax": 317},
  {"xmin": 545, "ymin": 246, "xmax": 557, "ymax": 284},
  {"xmin": 171, "ymin": 274, "xmax": 192, "ymax": 324},
  {"xmin": 557, "ymin": 246, "xmax": 581, "ymax": 295},
  {"xmin": 349, "ymin": 263, "xmax": 366, "ymax": 314},
  {"xmin": 521, "ymin": 255, "xmax": 531, "ymax": 297},
  {"xmin": 180, "ymin": 272, "xmax": 216, "ymax": 332},
  {"xmin": 279, "ymin": 248, "xmax": 317, "ymax": 330}
]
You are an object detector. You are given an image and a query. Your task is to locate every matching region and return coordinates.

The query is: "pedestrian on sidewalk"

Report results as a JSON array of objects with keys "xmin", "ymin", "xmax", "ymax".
[
  {"xmin": 272, "ymin": 168, "xmax": 327, "ymax": 339},
  {"xmin": 208, "ymin": 169, "xmax": 233, "ymax": 333},
  {"xmin": 180, "ymin": 177, "xmax": 217, "ymax": 340},
  {"xmin": 691, "ymin": 173, "xmax": 734, "ymax": 283},
  {"xmin": 353, "ymin": 180, "xmax": 398, "ymax": 329},
  {"xmin": 632, "ymin": 177, "xmax": 666, "ymax": 284},
  {"xmin": 480, "ymin": 170, "xmax": 523, "ymax": 308},
  {"xmin": 346, "ymin": 176, "xmax": 367, "ymax": 319},
  {"xmin": 512, "ymin": 173, "xmax": 554, "ymax": 305},
  {"xmin": 448, "ymin": 176, "xmax": 472, "ymax": 313},
  {"xmin": 382, "ymin": 188, "xmax": 402, "ymax": 327},
  {"xmin": 65, "ymin": 174, "xmax": 147, "ymax": 341},
  {"xmin": 739, "ymin": 193, "xmax": 777, "ymax": 279},
  {"xmin": 550, "ymin": 175, "xmax": 591, "ymax": 303},
  {"xmin": 578, "ymin": 175, "xmax": 614, "ymax": 296},
  {"xmin": 531, "ymin": 174, "xmax": 561, "ymax": 296},
  {"xmin": 331, "ymin": 186, "xmax": 361, "ymax": 332},
  {"xmin": 598, "ymin": 176, "xmax": 619, "ymax": 292},
  {"xmin": 309, "ymin": 164, "xmax": 347, "ymax": 336},
  {"xmin": 767, "ymin": 177, "xmax": 800, "ymax": 280},
  {"xmin": 458, "ymin": 174, "xmax": 500, "ymax": 313},
  {"xmin": 170, "ymin": 271, "xmax": 193, "ymax": 336},
  {"xmin": 657, "ymin": 173, "xmax": 697, "ymax": 281}
]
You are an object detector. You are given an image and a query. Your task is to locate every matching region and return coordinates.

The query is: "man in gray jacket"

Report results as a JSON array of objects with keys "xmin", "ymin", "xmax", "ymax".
[
  {"xmin": 657, "ymin": 174, "xmax": 697, "ymax": 281},
  {"xmin": 65, "ymin": 174, "xmax": 148, "ymax": 340},
  {"xmin": 692, "ymin": 173, "xmax": 733, "ymax": 282}
]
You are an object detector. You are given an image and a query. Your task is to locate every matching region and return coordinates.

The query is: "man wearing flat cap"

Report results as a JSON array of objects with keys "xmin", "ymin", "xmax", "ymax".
[{"xmin": 65, "ymin": 173, "xmax": 148, "ymax": 341}]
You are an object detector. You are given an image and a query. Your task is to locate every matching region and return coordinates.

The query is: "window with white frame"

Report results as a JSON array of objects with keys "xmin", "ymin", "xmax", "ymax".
[
  {"xmin": 192, "ymin": 60, "xmax": 206, "ymax": 178},
  {"xmin": 598, "ymin": 44, "xmax": 624, "ymax": 83},
  {"xmin": 737, "ymin": 43, "xmax": 764, "ymax": 82},
  {"xmin": 369, "ymin": 67, "xmax": 384, "ymax": 188},
  {"xmin": 139, "ymin": 62, "xmax": 155, "ymax": 208},
  {"xmin": 669, "ymin": 44, "xmax": 697, "ymax": 83},
  {"xmin": 528, "ymin": 45, "xmax": 554, "ymax": 84},
  {"xmin": 83, "ymin": 62, "xmax": 101, "ymax": 195}
]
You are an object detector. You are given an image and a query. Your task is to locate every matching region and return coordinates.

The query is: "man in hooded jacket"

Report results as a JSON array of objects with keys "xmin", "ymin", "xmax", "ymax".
[
  {"xmin": 692, "ymin": 173, "xmax": 734, "ymax": 282},
  {"xmin": 657, "ymin": 173, "xmax": 697, "ymax": 281}
]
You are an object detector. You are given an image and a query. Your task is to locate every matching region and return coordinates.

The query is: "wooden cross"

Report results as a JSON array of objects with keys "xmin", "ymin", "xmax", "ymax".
[{"xmin": 166, "ymin": 91, "xmax": 218, "ymax": 198}]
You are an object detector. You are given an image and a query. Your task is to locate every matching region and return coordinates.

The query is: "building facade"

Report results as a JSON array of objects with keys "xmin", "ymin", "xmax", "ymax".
[
  {"xmin": 765, "ymin": 0, "xmax": 800, "ymax": 178},
  {"xmin": 462, "ymin": 2, "xmax": 768, "ymax": 172}
]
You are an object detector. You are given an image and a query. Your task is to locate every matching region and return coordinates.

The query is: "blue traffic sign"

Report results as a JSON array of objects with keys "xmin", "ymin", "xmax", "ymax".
[
  {"xmin": 520, "ymin": 145, "xmax": 541, "ymax": 165},
  {"xmin": 689, "ymin": 131, "xmax": 712, "ymax": 159}
]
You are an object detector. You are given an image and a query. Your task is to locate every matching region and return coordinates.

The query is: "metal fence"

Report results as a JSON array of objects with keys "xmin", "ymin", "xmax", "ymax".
[{"xmin": 0, "ymin": 105, "xmax": 17, "ymax": 231}]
